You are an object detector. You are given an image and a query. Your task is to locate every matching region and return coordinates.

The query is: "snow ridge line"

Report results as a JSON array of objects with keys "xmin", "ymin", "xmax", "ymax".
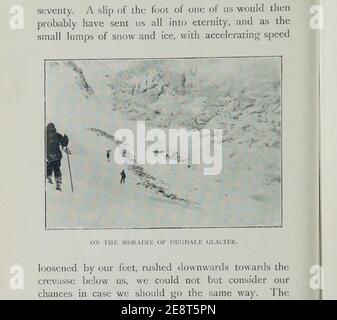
[
  {"xmin": 67, "ymin": 61, "xmax": 95, "ymax": 98},
  {"xmin": 88, "ymin": 128, "xmax": 194, "ymax": 207}
]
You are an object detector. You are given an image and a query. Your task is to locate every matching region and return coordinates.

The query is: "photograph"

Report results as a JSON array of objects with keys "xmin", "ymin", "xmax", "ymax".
[{"xmin": 45, "ymin": 57, "xmax": 282, "ymax": 229}]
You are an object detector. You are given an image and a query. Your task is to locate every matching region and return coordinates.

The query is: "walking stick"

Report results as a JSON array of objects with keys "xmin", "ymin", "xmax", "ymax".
[{"xmin": 66, "ymin": 148, "xmax": 74, "ymax": 193}]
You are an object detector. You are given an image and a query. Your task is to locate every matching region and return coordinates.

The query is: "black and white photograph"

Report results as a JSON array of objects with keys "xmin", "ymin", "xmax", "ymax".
[{"xmin": 45, "ymin": 57, "xmax": 282, "ymax": 229}]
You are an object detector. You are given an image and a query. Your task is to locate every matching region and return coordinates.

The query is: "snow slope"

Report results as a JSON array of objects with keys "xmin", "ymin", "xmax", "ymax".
[{"xmin": 45, "ymin": 58, "xmax": 281, "ymax": 229}]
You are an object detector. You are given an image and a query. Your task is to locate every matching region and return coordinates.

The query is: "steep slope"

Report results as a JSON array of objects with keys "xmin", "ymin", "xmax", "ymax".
[{"xmin": 46, "ymin": 58, "xmax": 281, "ymax": 228}]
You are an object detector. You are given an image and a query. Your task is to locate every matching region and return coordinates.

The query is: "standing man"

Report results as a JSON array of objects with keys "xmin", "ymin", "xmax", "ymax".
[
  {"xmin": 46, "ymin": 123, "xmax": 69, "ymax": 191},
  {"xmin": 120, "ymin": 170, "xmax": 126, "ymax": 184},
  {"xmin": 106, "ymin": 149, "xmax": 111, "ymax": 162}
]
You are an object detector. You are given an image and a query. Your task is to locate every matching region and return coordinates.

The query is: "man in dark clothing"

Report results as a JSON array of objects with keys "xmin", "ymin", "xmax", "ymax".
[
  {"xmin": 120, "ymin": 170, "xmax": 126, "ymax": 184},
  {"xmin": 106, "ymin": 149, "xmax": 111, "ymax": 162},
  {"xmin": 46, "ymin": 123, "xmax": 69, "ymax": 191}
]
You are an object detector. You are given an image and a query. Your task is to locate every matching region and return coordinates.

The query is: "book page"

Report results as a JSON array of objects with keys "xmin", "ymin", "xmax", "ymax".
[{"xmin": 0, "ymin": 0, "xmax": 319, "ymax": 300}]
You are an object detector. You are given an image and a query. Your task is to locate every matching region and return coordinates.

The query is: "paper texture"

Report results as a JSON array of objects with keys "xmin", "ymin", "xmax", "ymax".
[
  {"xmin": 321, "ymin": 0, "xmax": 337, "ymax": 300},
  {"xmin": 0, "ymin": 0, "xmax": 320, "ymax": 300}
]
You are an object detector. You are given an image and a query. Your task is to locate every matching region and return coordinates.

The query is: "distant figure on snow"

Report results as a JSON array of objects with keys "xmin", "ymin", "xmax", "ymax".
[
  {"xmin": 120, "ymin": 170, "xmax": 126, "ymax": 184},
  {"xmin": 46, "ymin": 123, "xmax": 69, "ymax": 191},
  {"xmin": 106, "ymin": 149, "xmax": 111, "ymax": 162}
]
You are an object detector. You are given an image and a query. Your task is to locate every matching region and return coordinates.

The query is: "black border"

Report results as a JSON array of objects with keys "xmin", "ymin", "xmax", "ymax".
[{"xmin": 44, "ymin": 56, "xmax": 283, "ymax": 231}]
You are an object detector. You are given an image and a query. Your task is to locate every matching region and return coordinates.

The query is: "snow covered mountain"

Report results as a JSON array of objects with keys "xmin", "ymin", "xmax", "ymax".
[{"xmin": 45, "ymin": 58, "xmax": 281, "ymax": 229}]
